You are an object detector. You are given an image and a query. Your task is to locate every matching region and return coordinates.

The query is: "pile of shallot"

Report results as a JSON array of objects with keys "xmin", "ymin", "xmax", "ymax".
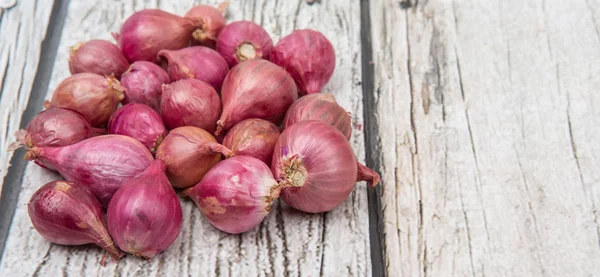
[{"xmin": 11, "ymin": 3, "xmax": 380, "ymax": 263}]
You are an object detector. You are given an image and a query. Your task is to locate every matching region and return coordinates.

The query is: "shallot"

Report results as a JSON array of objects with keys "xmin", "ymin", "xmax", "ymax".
[
  {"xmin": 271, "ymin": 121, "xmax": 379, "ymax": 213},
  {"xmin": 283, "ymin": 93, "xmax": 351, "ymax": 139},
  {"xmin": 160, "ymin": 79, "xmax": 221, "ymax": 133},
  {"xmin": 108, "ymin": 104, "xmax": 167, "ymax": 153},
  {"xmin": 9, "ymin": 108, "xmax": 105, "ymax": 170},
  {"xmin": 185, "ymin": 4, "xmax": 226, "ymax": 47},
  {"xmin": 45, "ymin": 73, "xmax": 125, "ymax": 127},
  {"xmin": 9, "ymin": 107, "xmax": 104, "ymax": 150},
  {"xmin": 156, "ymin": 126, "xmax": 233, "ymax": 188},
  {"xmin": 216, "ymin": 59, "xmax": 298, "ymax": 135},
  {"xmin": 121, "ymin": 61, "xmax": 170, "ymax": 111},
  {"xmin": 115, "ymin": 9, "xmax": 202, "ymax": 62},
  {"xmin": 184, "ymin": 156, "xmax": 280, "ymax": 234},
  {"xmin": 25, "ymin": 135, "xmax": 154, "ymax": 207},
  {"xmin": 222, "ymin": 119, "xmax": 280, "ymax": 166},
  {"xmin": 28, "ymin": 180, "xmax": 123, "ymax": 263},
  {"xmin": 68, "ymin": 40, "xmax": 130, "ymax": 77},
  {"xmin": 158, "ymin": 46, "xmax": 229, "ymax": 90},
  {"xmin": 216, "ymin": 21, "xmax": 273, "ymax": 67},
  {"xmin": 107, "ymin": 160, "xmax": 182, "ymax": 258},
  {"xmin": 271, "ymin": 30, "xmax": 335, "ymax": 95}
]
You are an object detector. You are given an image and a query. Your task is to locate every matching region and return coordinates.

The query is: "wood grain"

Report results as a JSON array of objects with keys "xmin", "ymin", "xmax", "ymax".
[
  {"xmin": 0, "ymin": 0, "xmax": 372, "ymax": 276},
  {"xmin": 0, "ymin": 0, "xmax": 55, "ymax": 195},
  {"xmin": 368, "ymin": 0, "xmax": 600, "ymax": 276}
]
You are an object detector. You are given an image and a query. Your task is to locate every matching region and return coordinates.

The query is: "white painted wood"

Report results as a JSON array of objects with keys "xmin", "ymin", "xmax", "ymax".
[
  {"xmin": 370, "ymin": 0, "xmax": 600, "ymax": 276},
  {"xmin": 0, "ymin": 0, "xmax": 55, "ymax": 195},
  {"xmin": 0, "ymin": 0, "xmax": 370, "ymax": 276}
]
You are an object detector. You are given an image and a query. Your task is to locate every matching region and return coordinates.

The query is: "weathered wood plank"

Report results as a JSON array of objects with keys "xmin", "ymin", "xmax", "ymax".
[
  {"xmin": 0, "ymin": 0, "xmax": 371, "ymax": 276},
  {"xmin": 0, "ymin": 0, "xmax": 55, "ymax": 195},
  {"xmin": 369, "ymin": 0, "xmax": 600, "ymax": 276}
]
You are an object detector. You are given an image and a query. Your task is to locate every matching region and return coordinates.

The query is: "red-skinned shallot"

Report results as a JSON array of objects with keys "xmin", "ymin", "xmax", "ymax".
[
  {"xmin": 271, "ymin": 30, "xmax": 335, "ymax": 95},
  {"xmin": 156, "ymin": 126, "xmax": 233, "ymax": 188},
  {"xmin": 158, "ymin": 46, "xmax": 229, "ymax": 90},
  {"xmin": 216, "ymin": 59, "xmax": 298, "ymax": 135},
  {"xmin": 184, "ymin": 156, "xmax": 280, "ymax": 234},
  {"xmin": 25, "ymin": 135, "xmax": 154, "ymax": 207},
  {"xmin": 216, "ymin": 21, "xmax": 273, "ymax": 67},
  {"xmin": 10, "ymin": 107, "xmax": 105, "ymax": 151},
  {"xmin": 283, "ymin": 93, "xmax": 351, "ymax": 139},
  {"xmin": 28, "ymin": 180, "xmax": 124, "ymax": 263},
  {"xmin": 9, "ymin": 108, "xmax": 105, "ymax": 170},
  {"xmin": 160, "ymin": 79, "xmax": 221, "ymax": 133},
  {"xmin": 271, "ymin": 121, "xmax": 379, "ymax": 213},
  {"xmin": 69, "ymin": 40, "xmax": 130, "ymax": 78},
  {"xmin": 115, "ymin": 9, "xmax": 202, "ymax": 62},
  {"xmin": 45, "ymin": 73, "xmax": 125, "ymax": 127},
  {"xmin": 185, "ymin": 4, "xmax": 227, "ymax": 48},
  {"xmin": 108, "ymin": 103, "xmax": 167, "ymax": 153},
  {"xmin": 222, "ymin": 119, "xmax": 280, "ymax": 166},
  {"xmin": 121, "ymin": 61, "xmax": 170, "ymax": 111},
  {"xmin": 107, "ymin": 160, "xmax": 182, "ymax": 258}
]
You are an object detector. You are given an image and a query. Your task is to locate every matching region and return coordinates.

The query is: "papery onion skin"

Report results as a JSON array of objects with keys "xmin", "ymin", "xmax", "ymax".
[
  {"xmin": 158, "ymin": 46, "xmax": 229, "ymax": 91},
  {"xmin": 28, "ymin": 180, "xmax": 124, "ymax": 262},
  {"xmin": 271, "ymin": 121, "xmax": 380, "ymax": 213},
  {"xmin": 46, "ymin": 73, "xmax": 125, "ymax": 127},
  {"xmin": 216, "ymin": 21, "xmax": 273, "ymax": 67},
  {"xmin": 222, "ymin": 119, "xmax": 280, "ymax": 166},
  {"xmin": 25, "ymin": 135, "xmax": 154, "ymax": 207},
  {"xmin": 108, "ymin": 104, "xmax": 167, "ymax": 153},
  {"xmin": 216, "ymin": 59, "xmax": 298, "ymax": 135},
  {"xmin": 115, "ymin": 9, "xmax": 201, "ymax": 62},
  {"xmin": 121, "ymin": 61, "xmax": 170, "ymax": 111},
  {"xmin": 184, "ymin": 156, "xmax": 280, "ymax": 234},
  {"xmin": 185, "ymin": 5, "xmax": 226, "ymax": 48},
  {"xmin": 107, "ymin": 160, "xmax": 182, "ymax": 258},
  {"xmin": 283, "ymin": 93, "xmax": 351, "ymax": 140},
  {"xmin": 270, "ymin": 30, "xmax": 335, "ymax": 95},
  {"xmin": 156, "ymin": 126, "xmax": 233, "ymax": 188},
  {"xmin": 69, "ymin": 40, "xmax": 130, "ymax": 78},
  {"xmin": 160, "ymin": 79, "xmax": 221, "ymax": 133}
]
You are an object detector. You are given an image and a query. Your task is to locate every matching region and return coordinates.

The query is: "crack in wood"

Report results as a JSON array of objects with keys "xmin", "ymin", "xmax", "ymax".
[
  {"xmin": 0, "ymin": 50, "xmax": 11, "ymax": 100},
  {"xmin": 62, "ymin": 247, "xmax": 73, "ymax": 277},
  {"xmin": 156, "ymin": 255, "xmax": 165, "ymax": 277},
  {"xmin": 292, "ymin": 0, "xmax": 302, "ymax": 30},
  {"xmin": 513, "ymin": 146, "xmax": 547, "ymax": 277},
  {"xmin": 454, "ymin": 44, "xmax": 491, "ymax": 241},
  {"xmin": 461, "ymin": 211, "xmax": 476, "ymax": 277},
  {"xmin": 32, "ymin": 245, "xmax": 52, "ymax": 277},
  {"xmin": 215, "ymin": 237, "xmax": 222, "ymax": 276},
  {"xmin": 563, "ymin": 68, "xmax": 600, "ymax": 248},
  {"xmin": 263, "ymin": 220, "xmax": 276, "ymax": 277},
  {"xmin": 453, "ymin": 40, "xmax": 479, "ymax": 277},
  {"xmin": 425, "ymin": 19, "xmax": 446, "ymax": 121},
  {"xmin": 187, "ymin": 207, "xmax": 197, "ymax": 276},
  {"xmin": 584, "ymin": 0, "xmax": 600, "ymax": 45},
  {"xmin": 79, "ymin": 250, "xmax": 88, "ymax": 276},
  {"xmin": 259, "ymin": 0, "xmax": 267, "ymax": 26},
  {"xmin": 404, "ymin": 8, "xmax": 428, "ymax": 277},
  {"xmin": 275, "ymin": 204, "xmax": 290, "ymax": 277},
  {"xmin": 318, "ymin": 213, "xmax": 327, "ymax": 277},
  {"xmin": 540, "ymin": 0, "xmax": 554, "ymax": 57}
]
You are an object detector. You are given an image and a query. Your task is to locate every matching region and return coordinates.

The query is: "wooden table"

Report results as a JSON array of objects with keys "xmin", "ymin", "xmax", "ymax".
[{"xmin": 1, "ymin": 0, "xmax": 599, "ymax": 276}]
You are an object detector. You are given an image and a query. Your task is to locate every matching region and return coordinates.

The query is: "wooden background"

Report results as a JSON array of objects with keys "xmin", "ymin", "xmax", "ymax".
[{"xmin": 1, "ymin": 0, "xmax": 600, "ymax": 276}]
